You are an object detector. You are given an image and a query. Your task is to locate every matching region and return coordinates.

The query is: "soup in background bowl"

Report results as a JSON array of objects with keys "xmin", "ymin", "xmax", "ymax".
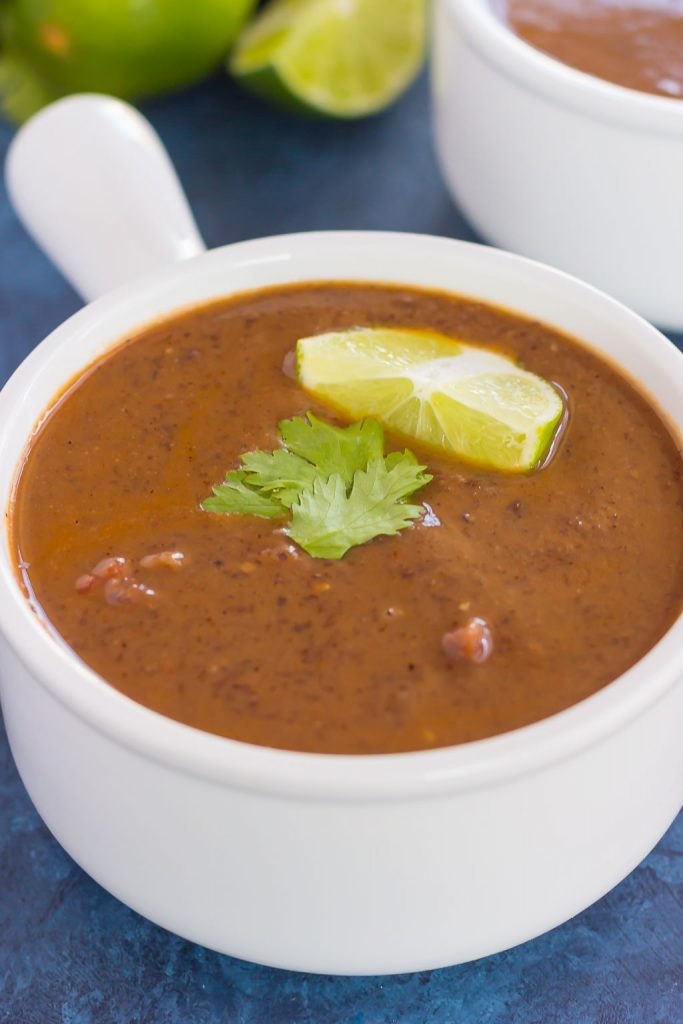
[
  {"xmin": 0, "ymin": 95, "xmax": 681, "ymax": 974},
  {"xmin": 499, "ymin": 0, "xmax": 683, "ymax": 99}
]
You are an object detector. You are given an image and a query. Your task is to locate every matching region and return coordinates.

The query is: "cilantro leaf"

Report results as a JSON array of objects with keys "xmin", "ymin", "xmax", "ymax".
[
  {"xmin": 241, "ymin": 449, "xmax": 317, "ymax": 508},
  {"xmin": 201, "ymin": 413, "xmax": 433, "ymax": 557},
  {"xmin": 381, "ymin": 450, "xmax": 432, "ymax": 498},
  {"xmin": 201, "ymin": 470, "xmax": 284, "ymax": 519},
  {"xmin": 288, "ymin": 458, "xmax": 429, "ymax": 560},
  {"xmin": 279, "ymin": 413, "xmax": 384, "ymax": 485},
  {"xmin": 384, "ymin": 449, "xmax": 417, "ymax": 471}
]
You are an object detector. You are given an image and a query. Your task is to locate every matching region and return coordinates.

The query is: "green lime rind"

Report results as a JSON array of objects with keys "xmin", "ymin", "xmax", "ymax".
[
  {"xmin": 228, "ymin": 62, "xmax": 331, "ymax": 117},
  {"xmin": 0, "ymin": 46, "xmax": 63, "ymax": 122},
  {"xmin": 0, "ymin": 0, "xmax": 257, "ymax": 123}
]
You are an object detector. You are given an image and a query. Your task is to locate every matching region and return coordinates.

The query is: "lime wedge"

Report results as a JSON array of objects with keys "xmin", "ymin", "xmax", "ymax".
[
  {"xmin": 229, "ymin": 0, "xmax": 427, "ymax": 118},
  {"xmin": 296, "ymin": 328, "xmax": 565, "ymax": 471}
]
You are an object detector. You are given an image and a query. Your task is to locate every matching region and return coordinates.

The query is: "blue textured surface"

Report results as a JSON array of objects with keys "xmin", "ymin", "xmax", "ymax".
[{"xmin": 0, "ymin": 73, "xmax": 682, "ymax": 1023}]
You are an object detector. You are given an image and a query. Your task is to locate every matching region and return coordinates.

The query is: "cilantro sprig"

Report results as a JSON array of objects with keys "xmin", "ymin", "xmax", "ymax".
[{"xmin": 201, "ymin": 413, "xmax": 432, "ymax": 559}]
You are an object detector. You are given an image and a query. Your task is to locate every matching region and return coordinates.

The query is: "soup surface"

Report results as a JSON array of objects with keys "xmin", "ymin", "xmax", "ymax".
[
  {"xmin": 11, "ymin": 283, "xmax": 683, "ymax": 754},
  {"xmin": 500, "ymin": 0, "xmax": 683, "ymax": 98}
]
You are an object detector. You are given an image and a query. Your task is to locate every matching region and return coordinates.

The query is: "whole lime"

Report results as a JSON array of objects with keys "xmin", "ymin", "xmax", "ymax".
[{"xmin": 0, "ymin": 0, "xmax": 257, "ymax": 120}]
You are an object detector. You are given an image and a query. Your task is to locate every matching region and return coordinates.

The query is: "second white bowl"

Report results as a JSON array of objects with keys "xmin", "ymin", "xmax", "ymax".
[{"xmin": 432, "ymin": 0, "xmax": 683, "ymax": 332}]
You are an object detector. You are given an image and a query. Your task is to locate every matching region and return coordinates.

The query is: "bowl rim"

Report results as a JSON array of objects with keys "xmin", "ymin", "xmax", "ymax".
[
  {"xmin": 442, "ymin": 0, "xmax": 683, "ymax": 134},
  {"xmin": 1, "ymin": 229, "xmax": 682, "ymax": 803}
]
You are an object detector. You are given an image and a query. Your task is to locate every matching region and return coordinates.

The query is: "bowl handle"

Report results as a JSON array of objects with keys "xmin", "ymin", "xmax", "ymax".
[{"xmin": 4, "ymin": 94, "xmax": 206, "ymax": 303}]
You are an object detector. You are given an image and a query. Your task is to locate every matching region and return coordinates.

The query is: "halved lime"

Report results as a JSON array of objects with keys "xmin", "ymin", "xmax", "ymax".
[
  {"xmin": 296, "ymin": 327, "xmax": 565, "ymax": 471},
  {"xmin": 229, "ymin": 0, "xmax": 427, "ymax": 118}
]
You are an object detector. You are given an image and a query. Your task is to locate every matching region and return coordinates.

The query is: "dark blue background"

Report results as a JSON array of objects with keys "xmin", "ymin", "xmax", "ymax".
[{"xmin": 1, "ymin": 73, "xmax": 681, "ymax": 1023}]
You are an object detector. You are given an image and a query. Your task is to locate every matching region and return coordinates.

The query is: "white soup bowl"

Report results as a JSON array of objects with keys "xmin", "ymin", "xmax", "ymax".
[{"xmin": 0, "ymin": 95, "xmax": 682, "ymax": 975}]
